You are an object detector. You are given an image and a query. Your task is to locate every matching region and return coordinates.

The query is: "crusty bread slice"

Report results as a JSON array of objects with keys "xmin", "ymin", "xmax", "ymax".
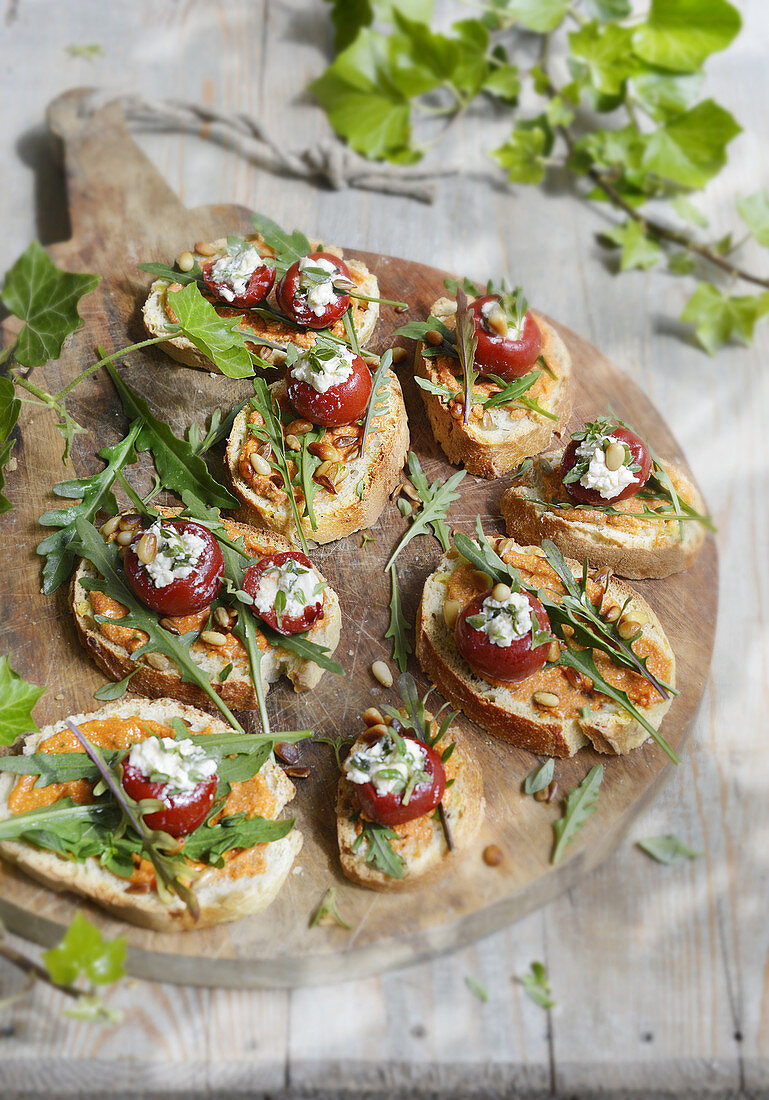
[
  {"xmin": 70, "ymin": 515, "xmax": 342, "ymax": 709},
  {"xmin": 142, "ymin": 236, "xmax": 379, "ymax": 373},
  {"xmin": 225, "ymin": 372, "xmax": 409, "ymax": 546},
  {"xmin": 500, "ymin": 448, "xmax": 707, "ymax": 579},
  {"xmin": 415, "ymin": 296, "xmax": 572, "ymax": 479},
  {"xmin": 0, "ymin": 697, "xmax": 302, "ymax": 931},
  {"xmin": 416, "ymin": 540, "xmax": 676, "ymax": 758},
  {"xmin": 337, "ymin": 718, "xmax": 484, "ymax": 891}
]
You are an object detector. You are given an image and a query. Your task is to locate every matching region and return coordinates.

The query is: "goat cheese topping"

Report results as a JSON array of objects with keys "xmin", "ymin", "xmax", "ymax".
[
  {"xmin": 466, "ymin": 591, "xmax": 533, "ymax": 647},
  {"xmin": 577, "ymin": 435, "xmax": 637, "ymax": 499},
  {"xmin": 127, "ymin": 735, "xmax": 217, "ymax": 795},
  {"xmin": 252, "ymin": 558, "xmax": 324, "ymax": 622},
  {"xmin": 289, "ymin": 343, "xmax": 355, "ymax": 393},
  {"xmin": 210, "ymin": 244, "xmax": 265, "ymax": 301},
  {"xmin": 298, "ymin": 255, "xmax": 340, "ymax": 315},
  {"xmin": 344, "ymin": 734, "xmax": 429, "ymax": 797},
  {"xmin": 143, "ymin": 522, "xmax": 207, "ymax": 588}
]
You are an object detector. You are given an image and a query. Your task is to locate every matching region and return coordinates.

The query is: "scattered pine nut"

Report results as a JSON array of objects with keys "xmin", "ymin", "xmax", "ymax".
[{"xmin": 371, "ymin": 660, "xmax": 393, "ymax": 687}]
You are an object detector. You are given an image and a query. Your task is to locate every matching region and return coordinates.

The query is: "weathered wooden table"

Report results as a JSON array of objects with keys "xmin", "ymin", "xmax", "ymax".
[{"xmin": 1, "ymin": 1, "xmax": 766, "ymax": 1095}]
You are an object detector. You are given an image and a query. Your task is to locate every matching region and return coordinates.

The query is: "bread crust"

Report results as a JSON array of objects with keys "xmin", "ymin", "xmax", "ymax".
[
  {"xmin": 500, "ymin": 449, "xmax": 707, "ymax": 579},
  {"xmin": 225, "ymin": 372, "xmax": 409, "ymax": 545},
  {"xmin": 70, "ymin": 513, "xmax": 342, "ymax": 709},
  {"xmin": 0, "ymin": 697, "xmax": 302, "ymax": 931},
  {"xmin": 336, "ymin": 722, "xmax": 484, "ymax": 891},
  {"xmin": 416, "ymin": 542, "xmax": 676, "ymax": 758},
  {"xmin": 142, "ymin": 237, "xmax": 379, "ymax": 373},
  {"xmin": 416, "ymin": 298, "xmax": 572, "ymax": 479}
]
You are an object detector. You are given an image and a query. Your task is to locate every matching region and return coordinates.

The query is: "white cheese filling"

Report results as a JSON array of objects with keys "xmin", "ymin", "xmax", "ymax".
[
  {"xmin": 210, "ymin": 244, "xmax": 265, "ymax": 301},
  {"xmin": 143, "ymin": 522, "xmax": 207, "ymax": 589},
  {"xmin": 253, "ymin": 558, "xmax": 324, "ymax": 622},
  {"xmin": 298, "ymin": 255, "xmax": 339, "ymax": 315},
  {"xmin": 577, "ymin": 435, "xmax": 637, "ymax": 499},
  {"xmin": 127, "ymin": 735, "xmax": 217, "ymax": 796},
  {"xmin": 468, "ymin": 591, "xmax": 533, "ymax": 647},
  {"xmin": 344, "ymin": 734, "xmax": 429, "ymax": 797},
  {"xmin": 289, "ymin": 344, "xmax": 355, "ymax": 393},
  {"xmin": 480, "ymin": 297, "xmax": 525, "ymax": 341}
]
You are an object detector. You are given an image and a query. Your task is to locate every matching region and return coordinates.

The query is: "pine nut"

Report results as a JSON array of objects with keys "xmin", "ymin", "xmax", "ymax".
[
  {"xmin": 366, "ymin": 723, "xmax": 390, "ymax": 739},
  {"xmin": 486, "ymin": 304, "xmax": 508, "ymax": 337},
  {"xmin": 118, "ymin": 514, "xmax": 140, "ymax": 531},
  {"xmin": 533, "ymin": 691, "xmax": 560, "ymax": 708},
  {"xmin": 285, "ymin": 434, "xmax": 302, "ymax": 452},
  {"xmin": 332, "ymin": 276, "xmax": 354, "ymax": 292},
  {"xmin": 159, "ymin": 617, "xmax": 180, "ymax": 635},
  {"xmin": 605, "ymin": 441, "xmax": 625, "ymax": 472},
  {"xmin": 492, "ymin": 582, "xmax": 511, "ymax": 602},
  {"xmin": 618, "ymin": 618, "xmax": 642, "ymax": 640},
  {"xmin": 401, "ymin": 478, "xmax": 420, "ymax": 502},
  {"xmin": 145, "ymin": 653, "xmax": 169, "ymax": 671},
  {"xmin": 178, "ymin": 251, "xmax": 195, "ymax": 272},
  {"xmin": 316, "ymin": 460, "xmax": 335, "ymax": 479},
  {"xmin": 472, "ymin": 570, "xmax": 492, "ymax": 590},
  {"xmin": 136, "ymin": 532, "xmax": 157, "ymax": 565},
  {"xmin": 450, "ymin": 401, "xmax": 464, "ymax": 420},
  {"xmin": 100, "ymin": 515, "xmax": 121, "ymax": 537},
  {"xmin": 498, "ymin": 538, "xmax": 516, "ymax": 558},
  {"xmin": 250, "ymin": 452, "xmax": 271, "ymax": 476},
  {"xmin": 391, "ymin": 345, "xmax": 408, "ymax": 364},
  {"xmin": 425, "ymin": 330, "xmax": 443, "ymax": 347},
  {"xmin": 194, "ymin": 241, "xmax": 217, "ymax": 257},
  {"xmin": 310, "ymin": 440, "xmax": 342, "ymax": 463},
  {"xmin": 286, "ymin": 419, "xmax": 313, "ymax": 436},
  {"xmin": 547, "ymin": 640, "xmax": 561, "ymax": 663},
  {"xmin": 534, "ymin": 779, "xmax": 558, "ymax": 803},
  {"xmin": 604, "ymin": 604, "xmax": 621, "ymax": 622},
  {"xmin": 483, "ymin": 844, "xmax": 504, "ymax": 867},
  {"xmin": 363, "ymin": 707, "xmax": 384, "ymax": 727},
  {"xmin": 214, "ymin": 606, "xmax": 231, "ymax": 629},
  {"xmin": 443, "ymin": 599, "xmax": 460, "ymax": 629},
  {"xmin": 116, "ymin": 530, "xmax": 133, "ymax": 546},
  {"xmin": 371, "ymin": 660, "xmax": 393, "ymax": 687},
  {"xmin": 201, "ymin": 630, "xmax": 228, "ymax": 647},
  {"xmin": 363, "ymin": 354, "xmax": 380, "ymax": 368}
]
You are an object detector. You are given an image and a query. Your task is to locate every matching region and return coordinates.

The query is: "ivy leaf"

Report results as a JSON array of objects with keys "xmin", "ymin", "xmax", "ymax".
[
  {"xmin": 0, "ymin": 376, "xmax": 21, "ymax": 515},
  {"xmin": 601, "ymin": 221, "xmax": 662, "ymax": 271},
  {"xmin": 166, "ymin": 283, "xmax": 254, "ymax": 378},
  {"xmin": 667, "ymin": 251, "xmax": 696, "ymax": 274},
  {"xmin": 585, "ymin": 0, "xmax": 630, "ymax": 19},
  {"xmin": 482, "ymin": 63, "xmax": 521, "ymax": 103},
  {"xmin": 493, "ymin": 125, "xmax": 547, "ymax": 184},
  {"xmin": 569, "ymin": 22, "xmax": 637, "ymax": 96},
  {"xmin": 551, "ymin": 764, "xmax": 603, "ymax": 864},
  {"xmin": 642, "ymin": 99, "xmax": 741, "ymax": 189},
  {"xmin": 680, "ymin": 282, "xmax": 769, "ymax": 354},
  {"xmin": 637, "ymin": 834, "xmax": 702, "ymax": 864},
  {"xmin": 633, "ymin": 0, "xmax": 741, "ymax": 74},
  {"xmin": 0, "ymin": 242, "xmax": 99, "ymax": 368},
  {"xmin": 523, "ymin": 758, "xmax": 554, "ymax": 795},
  {"xmin": 519, "ymin": 961, "xmax": 555, "ymax": 1008},
  {"xmin": 736, "ymin": 190, "xmax": 769, "ymax": 247},
  {"xmin": 392, "ymin": 11, "xmax": 462, "ymax": 83},
  {"xmin": 323, "ymin": 0, "xmax": 374, "ymax": 51},
  {"xmin": 631, "ymin": 71, "xmax": 704, "ymax": 121},
  {"xmin": 0, "ymin": 655, "xmax": 45, "ymax": 746},
  {"xmin": 42, "ymin": 912, "xmax": 126, "ymax": 987},
  {"xmin": 506, "ymin": 0, "xmax": 570, "ymax": 33},
  {"xmin": 671, "ymin": 195, "xmax": 709, "ymax": 228}
]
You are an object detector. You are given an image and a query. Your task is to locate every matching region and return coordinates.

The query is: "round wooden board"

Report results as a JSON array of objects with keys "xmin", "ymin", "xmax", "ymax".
[{"xmin": 0, "ymin": 91, "xmax": 717, "ymax": 988}]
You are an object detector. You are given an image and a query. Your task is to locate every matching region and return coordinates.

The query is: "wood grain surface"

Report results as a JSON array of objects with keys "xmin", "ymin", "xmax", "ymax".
[
  {"xmin": 0, "ymin": 0, "xmax": 765, "ymax": 1094},
  {"xmin": 0, "ymin": 88, "xmax": 716, "ymax": 988}
]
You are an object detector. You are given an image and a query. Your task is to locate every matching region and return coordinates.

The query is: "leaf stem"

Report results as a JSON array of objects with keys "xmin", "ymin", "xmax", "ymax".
[{"xmin": 0, "ymin": 939, "xmax": 81, "ymax": 1002}]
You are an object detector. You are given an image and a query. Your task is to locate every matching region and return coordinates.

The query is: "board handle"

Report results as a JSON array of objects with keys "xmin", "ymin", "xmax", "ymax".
[{"xmin": 46, "ymin": 88, "xmax": 188, "ymax": 247}]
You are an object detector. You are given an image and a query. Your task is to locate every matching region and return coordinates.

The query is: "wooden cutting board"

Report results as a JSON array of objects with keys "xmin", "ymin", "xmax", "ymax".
[{"xmin": 0, "ymin": 90, "xmax": 717, "ymax": 988}]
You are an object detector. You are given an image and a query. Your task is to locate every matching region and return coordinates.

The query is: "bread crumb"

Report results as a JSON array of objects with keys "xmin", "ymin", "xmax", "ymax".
[{"xmin": 292, "ymin": 866, "xmax": 304, "ymax": 875}]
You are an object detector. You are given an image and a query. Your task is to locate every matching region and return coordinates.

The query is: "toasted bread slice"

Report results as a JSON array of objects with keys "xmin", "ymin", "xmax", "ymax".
[
  {"xmin": 415, "ymin": 296, "xmax": 572, "ymax": 479},
  {"xmin": 225, "ymin": 372, "xmax": 409, "ymax": 546},
  {"xmin": 0, "ymin": 697, "xmax": 302, "ymax": 931},
  {"xmin": 337, "ymin": 717, "xmax": 484, "ymax": 891},
  {"xmin": 416, "ymin": 540, "xmax": 676, "ymax": 758},
  {"xmin": 500, "ymin": 448, "xmax": 707, "ymax": 579},
  {"xmin": 70, "ymin": 514, "xmax": 342, "ymax": 709},
  {"xmin": 142, "ymin": 236, "xmax": 379, "ymax": 373}
]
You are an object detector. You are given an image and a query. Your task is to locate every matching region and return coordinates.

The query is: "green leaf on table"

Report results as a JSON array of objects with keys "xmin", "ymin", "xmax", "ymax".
[
  {"xmin": 585, "ymin": 0, "xmax": 630, "ymax": 20},
  {"xmin": 93, "ymin": 670, "xmax": 139, "ymax": 701},
  {"xmin": 386, "ymin": 463, "xmax": 465, "ymax": 569},
  {"xmin": 506, "ymin": 0, "xmax": 570, "ymax": 32},
  {"xmin": 0, "ymin": 655, "xmax": 45, "ymax": 746},
  {"xmin": 671, "ymin": 195, "xmax": 709, "ymax": 228},
  {"xmin": 166, "ymin": 283, "xmax": 254, "ymax": 378},
  {"xmin": 631, "ymin": 71, "xmax": 705, "ymax": 121},
  {"xmin": 465, "ymin": 975, "xmax": 489, "ymax": 1002},
  {"xmin": 0, "ymin": 242, "xmax": 99, "ymax": 368},
  {"xmin": 551, "ymin": 764, "xmax": 603, "ymax": 865},
  {"xmin": 637, "ymin": 834, "xmax": 702, "ymax": 864},
  {"xmin": 642, "ymin": 99, "xmax": 741, "ymax": 189},
  {"xmin": 736, "ymin": 190, "xmax": 769, "ymax": 247},
  {"xmin": 493, "ymin": 126, "xmax": 547, "ymax": 184},
  {"xmin": 519, "ymin": 961, "xmax": 555, "ymax": 1008},
  {"xmin": 633, "ymin": 0, "xmax": 741, "ymax": 74},
  {"xmin": 43, "ymin": 912, "xmax": 127, "ymax": 987},
  {"xmin": 309, "ymin": 886, "xmax": 352, "ymax": 929},
  {"xmin": 65, "ymin": 43, "xmax": 105, "ymax": 60},
  {"xmin": 680, "ymin": 282, "xmax": 769, "ymax": 354},
  {"xmin": 523, "ymin": 758, "xmax": 554, "ymax": 796},
  {"xmin": 601, "ymin": 221, "xmax": 663, "ymax": 271},
  {"xmin": 385, "ymin": 564, "xmax": 412, "ymax": 673},
  {"xmin": 569, "ymin": 22, "xmax": 637, "ymax": 96},
  {"xmin": 0, "ymin": 376, "xmax": 21, "ymax": 515}
]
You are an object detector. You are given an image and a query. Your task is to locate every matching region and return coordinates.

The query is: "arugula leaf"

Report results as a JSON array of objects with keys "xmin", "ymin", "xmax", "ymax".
[
  {"xmin": 523, "ymin": 758, "xmax": 554, "ymax": 795},
  {"xmin": 0, "ymin": 656, "xmax": 45, "ymax": 746},
  {"xmin": 0, "ymin": 376, "xmax": 21, "ymax": 515},
  {"xmin": 680, "ymin": 282, "xmax": 769, "ymax": 355},
  {"xmin": 259, "ymin": 621, "xmax": 346, "ymax": 675},
  {"xmin": 43, "ymin": 912, "xmax": 126, "ymax": 988},
  {"xmin": 385, "ymin": 564, "xmax": 412, "ymax": 672},
  {"xmin": 352, "ymin": 818, "xmax": 405, "ymax": 878},
  {"xmin": 552, "ymin": 764, "xmax": 603, "ymax": 864},
  {"xmin": 360, "ymin": 350, "xmax": 392, "ymax": 457},
  {"xmin": 519, "ymin": 961, "xmax": 556, "ymax": 1008},
  {"xmin": 93, "ymin": 670, "xmax": 139, "ymax": 701},
  {"xmin": 633, "ymin": 0, "xmax": 741, "ymax": 74},
  {"xmin": 601, "ymin": 221, "xmax": 662, "ymax": 271},
  {"xmin": 455, "ymin": 288, "xmax": 478, "ymax": 425},
  {"xmin": 248, "ymin": 378, "xmax": 310, "ymax": 553},
  {"xmin": 104, "ymin": 361, "xmax": 237, "ymax": 512},
  {"xmin": 310, "ymin": 886, "xmax": 352, "ymax": 929},
  {"xmin": 465, "ymin": 975, "xmax": 489, "ymax": 1002},
  {"xmin": 637, "ymin": 834, "xmax": 702, "ymax": 864},
  {"xmin": 1, "ymin": 242, "xmax": 99, "ymax": 368},
  {"xmin": 386, "ymin": 466, "xmax": 465, "ymax": 569},
  {"xmin": 138, "ymin": 260, "xmax": 202, "ymax": 286},
  {"xmin": 36, "ymin": 418, "xmax": 142, "ymax": 593},
  {"xmin": 406, "ymin": 452, "xmax": 456, "ymax": 552},
  {"xmin": 181, "ymin": 814, "xmax": 293, "ymax": 863},
  {"xmin": 166, "ymin": 283, "xmax": 255, "ymax": 378},
  {"xmin": 249, "ymin": 213, "xmax": 310, "ymax": 276},
  {"xmin": 736, "ymin": 190, "xmax": 769, "ymax": 248}
]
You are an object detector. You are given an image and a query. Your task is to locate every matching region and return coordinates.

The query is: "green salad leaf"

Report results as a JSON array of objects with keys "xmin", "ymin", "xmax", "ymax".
[{"xmin": 552, "ymin": 764, "xmax": 604, "ymax": 864}]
